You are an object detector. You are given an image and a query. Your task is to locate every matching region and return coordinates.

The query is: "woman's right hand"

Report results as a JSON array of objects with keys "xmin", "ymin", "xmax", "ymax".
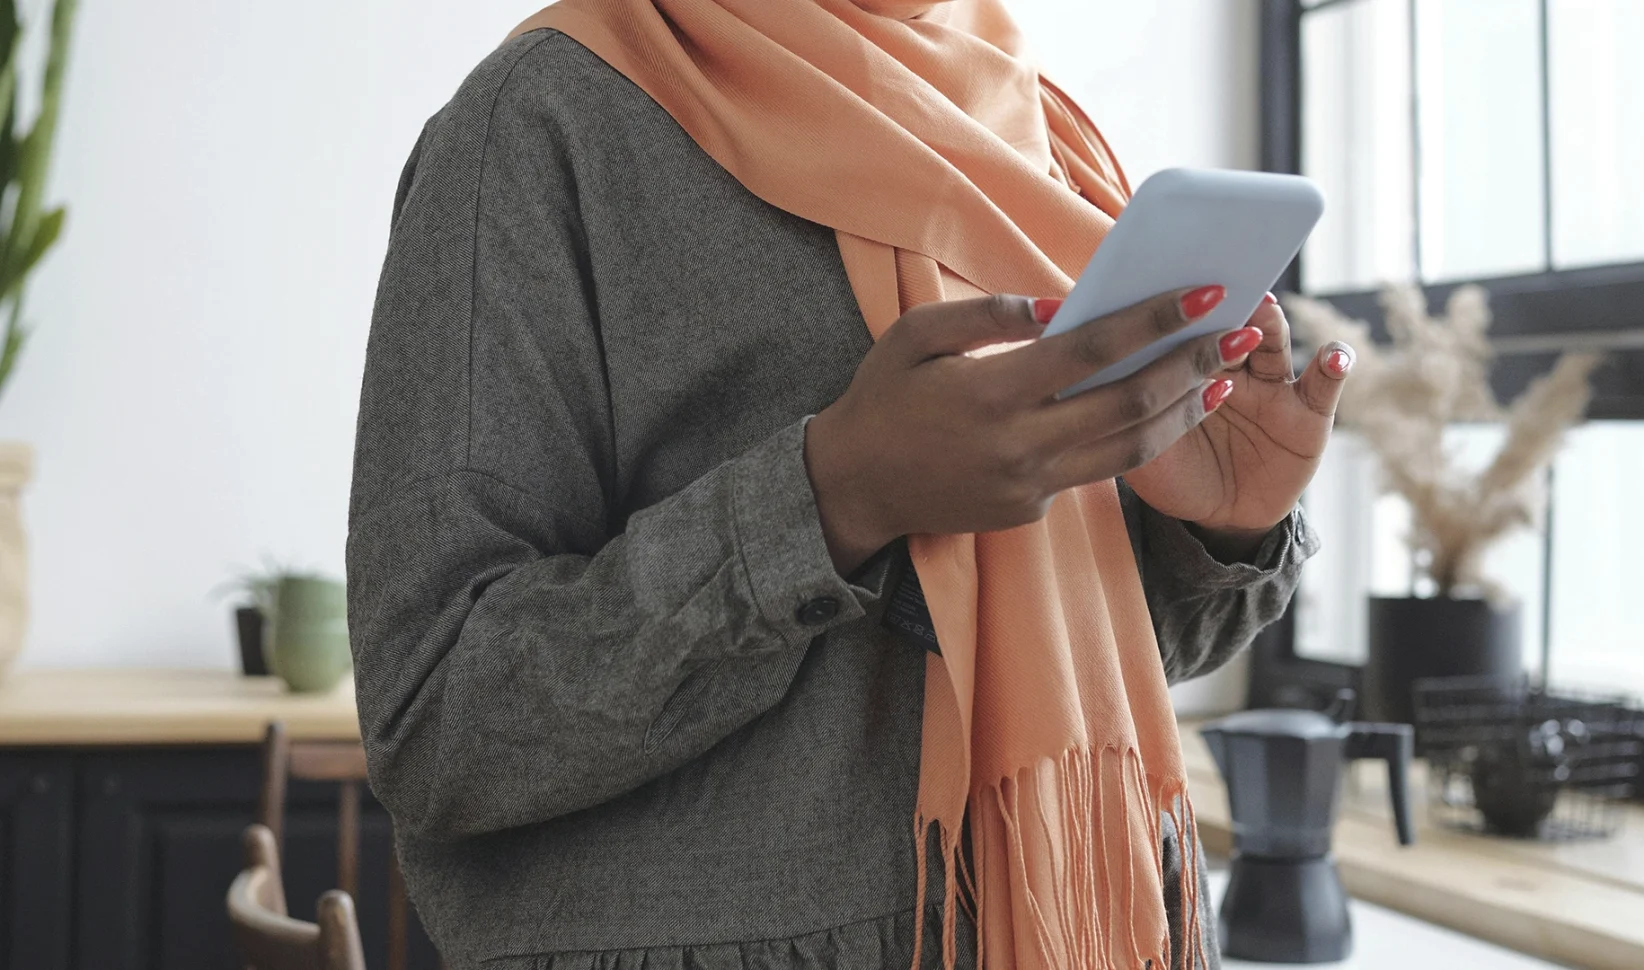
[{"xmin": 804, "ymin": 286, "xmax": 1255, "ymax": 575}]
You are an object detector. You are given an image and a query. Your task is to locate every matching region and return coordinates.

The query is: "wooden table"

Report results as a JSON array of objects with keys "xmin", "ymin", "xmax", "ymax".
[
  {"xmin": 1181, "ymin": 721, "xmax": 1644, "ymax": 970},
  {"xmin": 0, "ymin": 668, "xmax": 359, "ymax": 746}
]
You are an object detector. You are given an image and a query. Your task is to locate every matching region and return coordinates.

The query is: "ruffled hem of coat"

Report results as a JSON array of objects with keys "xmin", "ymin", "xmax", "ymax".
[{"xmin": 476, "ymin": 904, "xmax": 978, "ymax": 970}]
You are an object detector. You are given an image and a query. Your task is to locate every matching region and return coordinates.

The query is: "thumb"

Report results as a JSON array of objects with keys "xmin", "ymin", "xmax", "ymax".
[
  {"xmin": 1295, "ymin": 340, "xmax": 1354, "ymax": 418},
  {"xmin": 885, "ymin": 294, "xmax": 1048, "ymax": 362}
]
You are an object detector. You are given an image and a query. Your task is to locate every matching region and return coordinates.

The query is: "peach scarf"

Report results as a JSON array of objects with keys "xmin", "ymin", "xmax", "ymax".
[{"xmin": 509, "ymin": 2, "xmax": 1201, "ymax": 967}]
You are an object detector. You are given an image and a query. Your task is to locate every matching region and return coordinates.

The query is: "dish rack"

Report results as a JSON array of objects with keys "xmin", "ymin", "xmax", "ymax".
[{"xmin": 1412, "ymin": 676, "xmax": 1643, "ymax": 840}]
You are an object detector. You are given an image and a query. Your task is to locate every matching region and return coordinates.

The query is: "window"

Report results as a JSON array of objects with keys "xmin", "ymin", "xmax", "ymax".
[
  {"xmin": 1252, "ymin": 0, "xmax": 1644, "ymax": 706},
  {"xmin": 1293, "ymin": 429, "xmax": 1546, "ymax": 672},
  {"xmin": 1293, "ymin": 0, "xmax": 1644, "ymax": 289},
  {"xmin": 1547, "ymin": 0, "xmax": 1644, "ymax": 269},
  {"xmin": 1295, "ymin": 423, "xmax": 1644, "ymax": 692}
]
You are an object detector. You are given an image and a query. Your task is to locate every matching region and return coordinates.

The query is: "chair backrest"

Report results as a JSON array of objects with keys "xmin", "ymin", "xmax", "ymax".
[
  {"xmin": 258, "ymin": 723, "xmax": 370, "ymax": 843},
  {"xmin": 259, "ymin": 721, "xmax": 415, "ymax": 970},
  {"xmin": 228, "ymin": 824, "xmax": 367, "ymax": 970},
  {"xmin": 259, "ymin": 721, "xmax": 373, "ymax": 894}
]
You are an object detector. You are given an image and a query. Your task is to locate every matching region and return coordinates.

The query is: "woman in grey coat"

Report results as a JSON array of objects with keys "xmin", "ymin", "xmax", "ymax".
[{"xmin": 346, "ymin": 17, "xmax": 1346, "ymax": 970}]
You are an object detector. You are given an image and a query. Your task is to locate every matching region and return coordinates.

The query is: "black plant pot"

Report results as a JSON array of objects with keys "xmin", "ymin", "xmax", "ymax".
[
  {"xmin": 235, "ymin": 605, "xmax": 269, "ymax": 677},
  {"xmin": 1363, "ymin": 596, "xmax": 1522, "ymax": 724}
]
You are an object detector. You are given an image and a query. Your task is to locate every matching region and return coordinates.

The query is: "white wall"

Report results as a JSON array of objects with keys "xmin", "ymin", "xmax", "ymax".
[
  {"xmin": 3, "ymin": 0, "xmax": 547, "ymax": 668},
  {"xmin": 1013, "ymin": 0, "xmax": 1260, "ymax": 182},
  {"xmin": 1011, "ymin": 0, "xmax": 1265, "ymax": 716},
  {"xmin": 2, "ymin": 0, "xmax": 1261, "ymax": 690}
]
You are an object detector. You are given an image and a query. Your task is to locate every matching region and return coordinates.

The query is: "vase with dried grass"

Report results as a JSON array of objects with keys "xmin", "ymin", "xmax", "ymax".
[{"xmin": 1284, "ymin": 284, "xmax": 1602, "ymax": 723}]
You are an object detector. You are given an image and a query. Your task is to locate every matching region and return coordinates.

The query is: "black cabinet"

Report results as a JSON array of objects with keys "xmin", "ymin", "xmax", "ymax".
[
  {"xmin": 0, "ymin": 746, "xmax": 438, "ymax": 970},
  {"xmin": 0, "ymin": 755, "xmax": 72, "ymax": 970}
]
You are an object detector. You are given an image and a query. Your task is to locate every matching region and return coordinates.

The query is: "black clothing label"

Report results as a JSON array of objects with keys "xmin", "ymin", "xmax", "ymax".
[{"xmin": 882, "ymin": 551, "xmax": 941, "ymax": 655}]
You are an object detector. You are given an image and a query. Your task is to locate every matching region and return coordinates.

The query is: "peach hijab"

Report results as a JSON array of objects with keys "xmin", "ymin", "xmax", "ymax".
[{"xmin": 508, "ymin": 2, "xmax": 1201, "ymax": 967}]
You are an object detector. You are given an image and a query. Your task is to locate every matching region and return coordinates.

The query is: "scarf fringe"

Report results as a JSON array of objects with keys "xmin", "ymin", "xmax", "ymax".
[{"xmin": 911, "ymin": 745, "xmax": 1200, "ymax": 970}]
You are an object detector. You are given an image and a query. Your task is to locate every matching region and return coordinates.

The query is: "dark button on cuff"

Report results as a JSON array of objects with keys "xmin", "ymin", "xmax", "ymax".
[{"xmin": 795, "ymin": 596, "xmax": 840, "ymax": 626}]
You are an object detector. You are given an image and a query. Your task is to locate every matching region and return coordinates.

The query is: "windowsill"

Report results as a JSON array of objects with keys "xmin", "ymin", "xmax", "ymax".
[{"xmin": 1180, "ymin": 719, "xmax": 1644, "ymax": 970}]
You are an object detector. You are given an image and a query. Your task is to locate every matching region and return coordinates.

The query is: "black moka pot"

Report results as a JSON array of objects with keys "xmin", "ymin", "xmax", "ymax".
[{"xmin": 1200, "ymin": 693, "xmax": 1415, "ymax": 963}]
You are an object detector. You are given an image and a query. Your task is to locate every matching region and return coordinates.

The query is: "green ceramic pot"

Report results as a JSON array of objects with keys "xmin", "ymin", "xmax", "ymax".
[{"xmin": 267, "ymin": 576, "xmax": 351, "ymax": 693}]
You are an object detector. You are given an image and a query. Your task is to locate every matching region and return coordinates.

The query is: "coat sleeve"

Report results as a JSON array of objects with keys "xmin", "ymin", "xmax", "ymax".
[
  {"xmin": 346, "ymin": 34, "xmax": 891, "ymax": 842},
  {"xmin": 1117, "ymin": 479, "xmax": 1321, "ymax": 686}
]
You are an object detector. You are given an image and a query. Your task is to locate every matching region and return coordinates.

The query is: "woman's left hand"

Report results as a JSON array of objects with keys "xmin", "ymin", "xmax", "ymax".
[{"xmin": 1122, "ymin": 296, "xmax": 1353, "ymax": 557}]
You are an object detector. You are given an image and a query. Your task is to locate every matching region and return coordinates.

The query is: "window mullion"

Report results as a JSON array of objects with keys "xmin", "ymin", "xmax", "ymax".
[
  {"xmin": 1539, "ymin": 0, "xmax": 1555, "ymax": 273},
  {"xmin": 1540, "ymin": 462, "xmax": 1556, "ymax": 687},
  {"xmin": 1409, "ymin": 0, "xmax": 1424, "ymax": 281}
]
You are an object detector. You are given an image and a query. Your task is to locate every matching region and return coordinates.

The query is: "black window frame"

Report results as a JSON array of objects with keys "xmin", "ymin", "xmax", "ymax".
[{"xmin": 1247, "ymin": 0, "xmax": 1644, "ymax": 711}]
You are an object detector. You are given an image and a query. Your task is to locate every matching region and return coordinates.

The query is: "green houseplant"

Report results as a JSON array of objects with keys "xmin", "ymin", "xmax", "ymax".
[
  {"xmin": 0, "ymin": 0, "xmax": 77, "ymax": 678},
  {"xmin": 219, "ymin": 561, "xmax": 351, "ymax": 692},
  {"xmin": 267, "ymin": 574, "xmax": 351, "ymax": 693}
]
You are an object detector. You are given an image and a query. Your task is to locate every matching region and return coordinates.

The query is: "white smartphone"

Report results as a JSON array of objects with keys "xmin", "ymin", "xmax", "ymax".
[{"xmin": 1039, "ymin": 168, "xmax": 1325, "ymax": 398}]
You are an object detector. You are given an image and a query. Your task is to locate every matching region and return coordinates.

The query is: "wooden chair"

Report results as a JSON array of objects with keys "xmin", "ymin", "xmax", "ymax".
[
  {"xmin": 228, "ymin": 823, "xmax": 367, "ymax": 970},
  {"xmin": 259, "ymin": 721, "xmax": 413, "ymax": 970}
]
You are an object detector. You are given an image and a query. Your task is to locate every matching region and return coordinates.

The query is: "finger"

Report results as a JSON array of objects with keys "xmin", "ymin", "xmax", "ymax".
[
  {"xmin": 1294, "ymin": 340, "xmax": 1355, "ymax": 418},
  {"xmin": 984, "ymin": 285, "xmax": 1227, "ymax": 400},
  {"xmin": 1216, "ymin": 326, "xmax": 1265, "ymax": 372},
  {"xmin": 1029, "ymin": 329, "xmax": 1228, "ymax": 449},
  {"xmin": 1244, "ymin": 293, "xmax": 1294, "ymax": 382},
  {"xmin": 882, "ymin": 293, "xmax": 1046, "ymax": 364},
  {"xmin": 1047, "ymin": 378, "xmax": 1231, "ymax": 491}
]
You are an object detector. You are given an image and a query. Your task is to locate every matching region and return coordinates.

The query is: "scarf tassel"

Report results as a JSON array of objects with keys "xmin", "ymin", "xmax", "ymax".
[{"xmin": 911, "ymin": 744, "xmax": 1202, "ymax": 970}]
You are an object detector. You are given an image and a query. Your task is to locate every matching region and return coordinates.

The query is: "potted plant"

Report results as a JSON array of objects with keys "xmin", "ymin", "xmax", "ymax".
[
  {"xmin": 218, "ymin": 558, "xmax": 284, "ymax": 676},
  {"xmin": 219, "ymin": 561, "xmax": 351, "ymax": 693},
  {"xmin": 0, "ymin": 0, "xmax": 78, "ymax": 679},
  {"xmin": 1286, "ymin": 284, "xmax": 1601, "ymax": 723},
  {"xmin": 266, "ymin": 572, "xmax": 351, "ymax": 693}
]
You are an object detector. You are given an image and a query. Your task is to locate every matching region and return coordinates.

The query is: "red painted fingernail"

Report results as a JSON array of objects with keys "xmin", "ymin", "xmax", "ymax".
[
  {"xmin": 1262, "ymin": 291, "xmax": 1279, "ymax": 306},
  {"xmin": 1326, "ymin": 349, "xmax": 1353, "ymax": 374},
  {"xmin": 1180, "ymin": 285, "xmax": 1227, "ymax": 321},
  {"xmin": 1219, "ymin": 327, "xmax": 1263, "ymax": 363},
  {"xmin": 1202, "ymin": 378, "xmax": 1235, "ymax": 412},
  {"xmin": 1032, "ymin": 297, "xmax": 1064, "ymax": 324}
]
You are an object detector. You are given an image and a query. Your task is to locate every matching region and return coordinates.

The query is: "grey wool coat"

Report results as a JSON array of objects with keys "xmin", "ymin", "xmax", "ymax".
[{"xmin": 346, "ymin": 27, "xmax": 1319, "ymax": 970}]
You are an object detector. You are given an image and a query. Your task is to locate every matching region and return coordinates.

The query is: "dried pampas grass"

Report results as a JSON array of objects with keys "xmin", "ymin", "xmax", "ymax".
[{"xmin": 1285, "ymin": 284, "xmax": 1602, "ymax": 600}]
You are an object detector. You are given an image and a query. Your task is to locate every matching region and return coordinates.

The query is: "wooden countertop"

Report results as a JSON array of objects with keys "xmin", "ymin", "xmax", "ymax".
[
  {"xmin": 1181, "ymin": 721, "xmax": 1644, "ymax": 970},
  {"xmin": 0, "ymin": 669, "xmax": 360, "ymax": 746},
  {"xmin": 3, "ymin": 673, "xmax": 1636, "ymax": 966}
]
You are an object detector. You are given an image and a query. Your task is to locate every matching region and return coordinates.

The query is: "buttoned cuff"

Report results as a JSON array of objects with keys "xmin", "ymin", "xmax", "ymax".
[
  {"xmin": 729, "ymin": 417, "xmax": 890, "ymax": 649},
  {"xmin": 1138, "ymin": 499, "xmax": 1321, "ymax": 603}
]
